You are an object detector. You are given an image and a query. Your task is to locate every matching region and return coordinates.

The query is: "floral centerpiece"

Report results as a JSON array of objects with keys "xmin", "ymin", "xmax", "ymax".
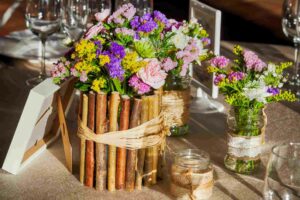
[
  {"xmin": 51, "ymin": 3, "xmax": 210, "ymax": 191},
  {"xmin": 208, "ymin": 46, "xmax": 296, "ymax": 174}
]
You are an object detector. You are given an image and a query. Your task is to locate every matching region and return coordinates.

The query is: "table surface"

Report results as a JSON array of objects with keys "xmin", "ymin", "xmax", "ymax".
[{"xmin": 0, "ymin": 40, "xmax": 299, "ymax": 200}]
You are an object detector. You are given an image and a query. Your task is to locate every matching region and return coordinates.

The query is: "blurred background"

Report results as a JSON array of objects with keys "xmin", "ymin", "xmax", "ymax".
[{"xmin": 0, "ymin": 0, "xmax": 287, "ymax": 45}]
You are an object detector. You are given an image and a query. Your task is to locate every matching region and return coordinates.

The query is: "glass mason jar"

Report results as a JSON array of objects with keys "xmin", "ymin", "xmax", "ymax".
[
  {"xmin": 163, "ymin": 73, "xmax": 191, "ymax": 136},
  {"xmin": 224, "ymin": 106, "xmax": 266, "ymax": 174},
  {"xmin": 170, "ymin": 149, "xmax": 214, "ymax": 199}
]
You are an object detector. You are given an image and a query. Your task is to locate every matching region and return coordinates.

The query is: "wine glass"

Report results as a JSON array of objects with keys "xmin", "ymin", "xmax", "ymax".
[
  {"xmin": 282, "ymin": 0, "xmax": 300, "ymax": 96},
  {"xmin": 25, "ymin": 0, "xmax": 61, "ymax": 86},
  {"xmin": 115, "ymin": 0, "xmax": 153, "ymax": 16},
  {"xmin": 89, "ymin": 0, "xmax": 111, "ymax": 23},
  {"xmin": 264, "ymin": 142, "xmax": 300, "ymax": 200},
  {"xmin": 61, "ymin": 0, "xmax": 89, "ymax": 43}
]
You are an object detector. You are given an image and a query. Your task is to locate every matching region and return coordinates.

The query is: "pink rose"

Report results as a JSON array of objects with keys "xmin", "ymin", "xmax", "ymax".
[
  {"xmin": 137, "ymin": 58, "xmax": 167, "ymax": 89},
  {"xmin": 84, "ymin": 22, "xmax": 104, "ymax": 40},
  {"xmin": 95, "ymin": 9, "xmax": 110, "ymax": 22}
]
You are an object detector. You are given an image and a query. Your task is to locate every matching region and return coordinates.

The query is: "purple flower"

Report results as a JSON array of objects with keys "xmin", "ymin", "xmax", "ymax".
[
  {"xmin": 210, "ymin": 56, "xmax": 230, "ymax": 68},
  {"xmin": 106, "ymin": 55, "xmax": 125, "ymax": 80},
  {"xmin": 214, "ymin": 74, "xmax": 226, "ymax": 85},
  {"xmin": 138, "ymin": 82, "xmax": 151, "ymax": 94},
  {"xmin": 130, "ymin": 13, "xmax": 158, "ymax": 33},
  {"xmin": 243, "ymin": 50, "xmax": 266, "ymax": 72},
  {"xmin": 128, "ymin": 75, "xmax": 140, "ymax": 88},
  {"xmin": 153, "ymin": 10, "xmax": 168, "ymax": 25},
  {"xmin": 228, "ymin": 72, "xmax": 245, "ymax": 82},
  {"xmin": 110, "ymin": 42, "xmax": 126, "ymax": 59},
  {"xmin": 94, "ymin": 40, "xmax": 103, "ymax": 57},
  {"xmin": 201, "ymin": 38, "xmax": 211, "ymax": 46},
  {"xmin": 267, "ymin": 87, "xmax": 280, "ymax": 95}
]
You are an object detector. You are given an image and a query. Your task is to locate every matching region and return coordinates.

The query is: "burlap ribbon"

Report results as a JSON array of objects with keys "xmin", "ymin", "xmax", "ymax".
[
  {"xmin": 162, "ymin": 89, "xmax": 190, "ymax": 133},
  {"xmin": 227, "ymin": 108, "xmax": 268, "ymax": 160},
  {"xmin": 77, "ymin": 114, "xmax": 165, "ymax": 150},
  {"xmin": 171, "ymin": 165, "xmax": 214, "ymax": 200}
]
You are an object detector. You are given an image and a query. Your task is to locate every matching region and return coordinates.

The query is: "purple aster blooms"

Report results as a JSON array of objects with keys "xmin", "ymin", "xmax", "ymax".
[
  {"xmin": 201, "ymin": 38, "xmax": 211, "ymax": 46},
  {"xmin": 110, "ymin": 42, "xmax": 126, "ymax": 59},
  {"xmin": 137, "ymin": 20, "xmax": 157, "ymax": 33},
  {"xmin": 214, "ymin": 74, "xmax": 226, "ymax": 85},
  {"xmin": 228, "ymin": 72, "xmax": 245, "ymax": 82},
  {"xmin": 243, "ymin": 50, "xmax": 266, "ymax": 71},
  {"xmin": 153, "ymin": 10, "xmax": 168, "ymax": 25},
  {"xmin": 210, "ymin": 56, "xmax": 230, "ymax": 69},
  {"xmin": 130, "ymin": 16, "xmax": 140, "ymax": 29},
  {"xmin": 106, "ymin": 55, "xmax": 125, "ymax": 80},
  {"xmin": 267, "ymin": 87, "xmax": 280, "ymax": 95}
]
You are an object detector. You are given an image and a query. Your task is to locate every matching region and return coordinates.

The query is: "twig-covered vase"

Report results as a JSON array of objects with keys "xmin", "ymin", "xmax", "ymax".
[
  {"xmin": 224, "ymin": 106, "xmax": 266, "ymax": 174},
  {"xmin": 162, "ymin": 74, "xmax": 191, "ymax": 136}
]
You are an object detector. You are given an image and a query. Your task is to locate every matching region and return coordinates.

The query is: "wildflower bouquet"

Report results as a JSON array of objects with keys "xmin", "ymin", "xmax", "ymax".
[
  {"xmin": 208, "ymin": 46, "xmax": 296, "ymax": 174},
  {"xmin": 51, "ymin": 3, "xmax": 210, "ymax": 97}
]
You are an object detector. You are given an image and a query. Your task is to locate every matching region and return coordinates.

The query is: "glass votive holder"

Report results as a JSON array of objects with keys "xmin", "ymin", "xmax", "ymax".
[{"xmin": 170, "ymin": 149, "xmax": 214, "ymax": 200}]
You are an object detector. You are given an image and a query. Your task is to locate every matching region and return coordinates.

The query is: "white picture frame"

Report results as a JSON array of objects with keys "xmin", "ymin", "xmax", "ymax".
[
  {"xmin": 189, "ymin": 0, "xmax": 221, "ymax": 98},
  {"xmin": 2, "ymin": 78, "xmax": 75, "ymax": 174}
]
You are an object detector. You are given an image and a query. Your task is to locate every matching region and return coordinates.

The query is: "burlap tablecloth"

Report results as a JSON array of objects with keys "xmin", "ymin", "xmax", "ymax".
[{"xmin": 0, "ymin": 42, "xmax": 299, "ymax": 200}]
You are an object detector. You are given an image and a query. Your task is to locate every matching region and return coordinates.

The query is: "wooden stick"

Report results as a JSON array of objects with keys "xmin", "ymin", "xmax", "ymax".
[
  {"xmin": 135, "ymin": 96, "xmax": 149, "ymax": 189},
  {"xmin": 108, "ymin": 92, "xmax": 120, "ymax": 192},
  {"xmin": 85, "ymin": 92, "xmax": 95, "ymax": 187},
  {"xmin": 151, "ymin": 93, "xmax": 160, "ymax": 184},
  {"xmin": 116, "ymin": 96, "xmax": 130, "ymax": 190},
  {"xmin": 95, "ymin": 92, "xmax": 107, "ymax": 191},
  {"xmin": 126, "ymin": 98, "xmax": 142, "ymax": 191},
  {"xmin": 144, "ymin": 95, "xmax": 156, "ymax": 186},
  {"xmin": 80, "ymin": 93, "xmax": 88, "ymax": 184}
]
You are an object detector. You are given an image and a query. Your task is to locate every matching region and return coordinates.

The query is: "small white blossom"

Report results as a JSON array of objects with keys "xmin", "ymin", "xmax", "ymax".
[{"xmin": 170, "ymin": 27, "xmax": 190, "ymax": 49}]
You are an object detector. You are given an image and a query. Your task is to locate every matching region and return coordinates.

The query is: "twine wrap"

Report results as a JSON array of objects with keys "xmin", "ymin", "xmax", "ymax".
[
  {"xmin": 162, "ymin": 89, "xmax": 190, "ymax": 134},
  {"xmin": 77, "ymin": 114, "xmax": 165, "ymax": 150},
  {"xmin": 227, "ymin": 108, "xmax": 267, "ymax": 160},
  {"xmin": 171, "ymin": 165, "xmax": 214, "ymax": 200}
]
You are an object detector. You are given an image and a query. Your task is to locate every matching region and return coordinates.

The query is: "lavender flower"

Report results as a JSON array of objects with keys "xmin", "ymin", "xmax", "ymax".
[
  {"xmin": 267, "ymin": 87, "xmax": 280, "ymax": 95},
  {"xmin": 228, "ymin": 72, "xmax": 245, "ymax": 82},
  {"xmin": 153, "ymin": 10, "xmax": 168, "ymax": 25},
  {"xmin": 201, "ymin": 38, "xmax": 211, "ymax": 46},
  {"xmin": 110, "ymin": 42, "xmax": 126, "ymax": 59},
  {"xmin": 106, "ymin": 55, "xmax": 125, "ymax": 80},
  {"xmin": 210, "ymin": 56, "xmax": 230, "ymax": 69},
  {"xmin": 130, "ymin": 13, "xmax": 158, "ymax": 33},
  {"xmin": 243, "ymin": 50, "xmax": 266, "ymax": 72}
]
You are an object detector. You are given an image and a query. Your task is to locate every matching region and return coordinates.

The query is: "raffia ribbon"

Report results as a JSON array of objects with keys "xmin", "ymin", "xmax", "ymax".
[
  {"xmin": 162, "ymin": 89, "xmax": 190, "ymax": 133},
  {"xmin": 77, "ymin": 114, "xmax": 165, "ymax": 150},
  {"xmin": 227, "ymin": 108, "xmax": 268, "ymax": 160},
  {"xmin": 171, "ymin": 165, "xmax": 214, "ymax": 200}
]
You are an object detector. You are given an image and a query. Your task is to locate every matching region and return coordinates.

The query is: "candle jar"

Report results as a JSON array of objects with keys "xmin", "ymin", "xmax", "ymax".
[{"xmin": 170, "ymin": 149, "xmax": 214, "ymax": 200}]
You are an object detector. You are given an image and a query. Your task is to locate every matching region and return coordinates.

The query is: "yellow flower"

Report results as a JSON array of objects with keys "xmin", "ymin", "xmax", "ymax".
[
  {"xmin": 75, "ymin": 40, "xmax": 96, "ymax": 62},
  {"xmin": 74, "ymin": 61, "xmax": 94, "ymax": 73},
  {"xmin": 122, "ymin": 52, "xmax": 147, "ymax": 73},
  {"xmin": 91, "ymin": 77, "xmax": 106, "ymax": 93},
  {"xmin": 99, "ymin": 55, "xmax": 110, "ymax": 66}
]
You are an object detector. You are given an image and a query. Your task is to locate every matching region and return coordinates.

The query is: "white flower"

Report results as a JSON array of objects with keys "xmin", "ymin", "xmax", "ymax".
[
  {"xmin": 267, "ymin": 63, "xmax": 276, "ymax": 73},
  {"xmin": 170, "ymin": 27, "xmax": 190, "ymax": 49},
  {"xmin": 243, "ymin": 80, "xmax": 271, "ymax": 103}
]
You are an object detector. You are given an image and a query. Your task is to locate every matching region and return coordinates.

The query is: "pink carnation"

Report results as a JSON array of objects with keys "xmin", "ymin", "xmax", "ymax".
[
  {"xmin": 243, "ymin": 50, "xmax": 266, "ymax": 72},
  {"xmin": 162, "ymin": 57, "xmax": 177, "ymax": 72},
  {"xmin": 210, "ymin": 56, "xmax": 230, "ymax": 68},
  {"xmin": 128, "ymin": 75, "xmax": 151, "ymax": 95},
  {"xmin": 108, "ymin": 3, "xmax": 136, "ymax": 24},
  {"xmin": 137, "ymin": 58, "xmax": 167, "ymax": 89},
  {"xmin": 84, "ymin": 22, "xmax": 104, "ymax": 40},
  {"xmin": 95, "ymin": 9, "xmax": 110, "ymax": 22},
  {"xmin": 80, "ymin": 71, "xmax": 88, "ymax": 82}
]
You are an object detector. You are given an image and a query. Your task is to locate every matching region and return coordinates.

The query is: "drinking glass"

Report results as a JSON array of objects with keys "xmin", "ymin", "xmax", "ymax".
[
  {"xmin": 264, "ymin": 142, "xmax": 300, "ymax": 200},
  {"xmin": 62, "ymin": 0, "xmax": 89, "ymax": 43},
  {"xmin": 89, "ymin": 0, "xmax": 111, "ymax": 22},
  {"xmin": 282, "ymin": 0, "xmax": 300, "ymax": 96},
  {"xmin": 115, "ymin": 0, "xmax": 153, "ymax": 16},
  {"xmin": 25, "ymin": 0, "xmax": 61, "ymax": 86}
]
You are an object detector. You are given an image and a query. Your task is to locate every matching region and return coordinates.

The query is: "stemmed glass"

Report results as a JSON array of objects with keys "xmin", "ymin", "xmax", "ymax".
[
  {"xmin": 264, "ymin": 142, "xmax": 300, "ymax": 200},
  {"xmin": 25, "ymin": 0, "xmax": 61, "ymax": 86},
  {"xmin": 115, "ymin": 0, "xmax": 153, "ymax": 15},
  {"xmin": 89, "ymin": 0, "xmax": 111, "ymax": 22},
  {"xmin": 282, "ymin": 0, "xmax": 300, "ymax": 96},
  {"xmin": 61, "ymin": 0, "xmax": 89, "ymax": 43}
]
